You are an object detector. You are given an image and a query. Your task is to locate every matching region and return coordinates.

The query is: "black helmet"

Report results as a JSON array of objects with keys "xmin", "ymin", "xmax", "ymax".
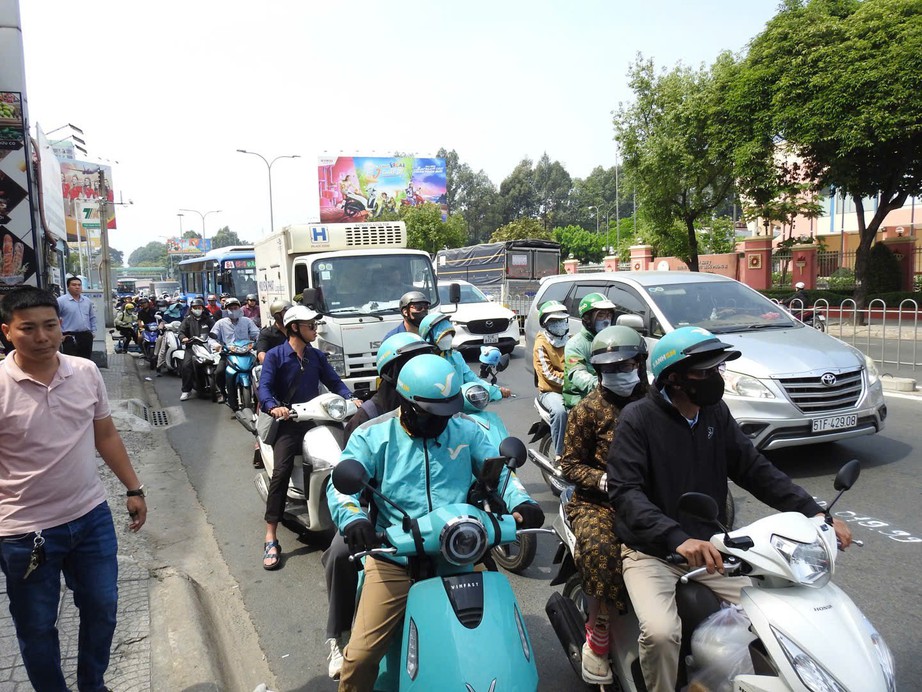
[
  {"xmin": 190, "ymin": 298, "xmax": 205, "ymax": 308},
  {"xmin": 399, "ymin": 291, "xmax": 430, "ymax": 310}
]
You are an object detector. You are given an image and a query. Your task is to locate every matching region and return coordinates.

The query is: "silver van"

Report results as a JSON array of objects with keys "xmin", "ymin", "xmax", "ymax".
[{"xmin": 524, "ymin": 271, "xmax": 887, "ymax": 450}]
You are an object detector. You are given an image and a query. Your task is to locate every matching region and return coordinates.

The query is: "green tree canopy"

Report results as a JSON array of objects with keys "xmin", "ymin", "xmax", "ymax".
[
  {"xmin": 210, "ymin": 226, "xmax": 249, "ymax": 249},
  {"xmin": 403, "ymin": 203, "xmax": 467, "ymax": 255},
  {"xmin": 127, "ymin": 241, "xmax": 168, "ymax": 267},
  {"xmin": 553, "ymin": 224, "xmax": 606, "ymax": 264},
  {"xmin": 490, "ymin": 218, "xmax": 552, "ymax": 242},
  {"xmin": 437, "ymin": 147, "xmax": 503, "ymax": 244}
]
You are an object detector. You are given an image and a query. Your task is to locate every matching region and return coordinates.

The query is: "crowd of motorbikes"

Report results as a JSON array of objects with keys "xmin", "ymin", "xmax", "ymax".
[{"xmin": 112, "ymin": 301, "xmax": 891, "ymax": 691}]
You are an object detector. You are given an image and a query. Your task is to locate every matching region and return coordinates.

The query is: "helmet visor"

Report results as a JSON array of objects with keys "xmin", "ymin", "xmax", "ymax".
[{"xmin": 411, "ymin": 392, "xmax": 463, "ymax": 416}]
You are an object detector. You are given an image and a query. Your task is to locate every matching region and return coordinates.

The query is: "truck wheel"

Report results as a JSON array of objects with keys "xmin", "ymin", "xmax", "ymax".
[{"xmin": 490, "ymin": 533, "xmax": 537, "ymax": 573}]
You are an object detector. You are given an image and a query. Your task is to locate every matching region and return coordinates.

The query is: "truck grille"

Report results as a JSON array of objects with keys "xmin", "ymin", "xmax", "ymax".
[
  {"xmin": 777, "ymin": 370, "xmax": 863, "ymax": 413},
  {"xmin": 465, "ymin": 318, "xmax": 510, "ymax": 335},
  {"xmin": 344, "ymin": 223, "xmax": 405, "ymax": 247}
]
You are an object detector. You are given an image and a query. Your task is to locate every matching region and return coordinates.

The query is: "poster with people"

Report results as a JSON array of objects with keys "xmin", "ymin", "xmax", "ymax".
[
  {"xmin": 0, "ymin": 92, "xmax": 37, "ymax": 293},
  {"xmin": 58, "ymin": 159, "xmax": 116, "ymax": 243},
  {"xmin": 317, "ymin": 156, "xmax": 447, "ymax": 223}
]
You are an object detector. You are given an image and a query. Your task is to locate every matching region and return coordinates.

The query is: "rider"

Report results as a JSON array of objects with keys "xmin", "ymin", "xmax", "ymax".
[
  {"xmin": 562, "ymin": 292, "xmax": 618, "ymax": 409},
  {"xmin": 418, "ymin": 312, "xmax": 511, "ymax": 399},
  {"xmin": 242, "ymin": 293, "xmax": 262, "ymax": 327},
  {"xmin": 178, "ymin": 298, "xmax": 216, "ymax": 401},
  {"xmin": 781, "ymin": 281, "xmax": 809, "ymax": 310},
  {"xmin": 257, "ymin": 306, "xmax": 357, "ymax": 571},
  {"xmin": 135, "ymin": 296, "xmax": 157, "ymax": 328},
  {"xmin": 326, "ymin": 353, "xmax": 544, "ymax": 690},
  {"xmin": 204, "ymin": 294, "xmax": 223, "ymax": 318},
  {"xmin": 559, "ymin": 326, "xmax": 648, "ymax": 685},
  {"xmin": 533, "ymin": 300, "xmax": 570, "ymax": 458},
  {"xmin": 607, "ymin": 326, "xmax": 852, "ymax": 692},
  {"xmin": 322, "ymin": 332, "xmax": 433, "ymax": 680},
  {"xmin": 113, "ymin": 301, "xmax": 139, "ymax": 351},
  {"xmin": 161, "ymin": 296, "xmax": 186, "ymax": 322},
  {"xmin": 382, "ymin": 290, "xmax": 430, "ymax": 340},
  {"xmin": 255, "ymin": 299, "xmax": 291, "ymax": 364},
  {"xmin": 210, "ymin": 296, "xmax": 259, "ymax": 409}
]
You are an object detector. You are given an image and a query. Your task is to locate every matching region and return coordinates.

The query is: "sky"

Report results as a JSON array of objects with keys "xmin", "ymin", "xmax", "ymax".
[{"xmin": 18, "ymin": 0, "xmax": 783, "ymax": 260}]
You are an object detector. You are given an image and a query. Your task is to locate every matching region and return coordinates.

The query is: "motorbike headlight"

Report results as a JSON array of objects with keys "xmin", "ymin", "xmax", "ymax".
[
  {"xmin": 862, "ymin": 617, "xmax": 896, "ymax": 692},
  {"xmin": 323, "ymin": 397, "xmax": 348, "ymax": 421},
  {"xmin": 773, "ymin": 627, "xmax": 846, "ymax": 692},
  {"xmin": 864, "ymin": 354, "xmax": 880, "ymax": 386},
  {"xmin": 723, "ymin": 370, "xmax": 775, "ymax": 399},
  {"xmin": 771, "ymin": 533, "xmax": 831, "ymax": 587},
  {"xmin": 439, "ymin": 516, "xmax": 488, "ymax": 566}
]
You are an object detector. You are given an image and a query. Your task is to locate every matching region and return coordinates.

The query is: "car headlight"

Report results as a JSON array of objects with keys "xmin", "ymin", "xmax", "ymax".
[
  {"xmin": 723, "ymin": 370, "xmax": 776, "ymax": 399},
  {"xmin": 771, "ymin": 533, "xmax": 831, "ymax": 587},
  {"xmin": 862, "ymin": 617, "xmax": 896, "ymax": 692},
  {"xmin": 319, "ymin": 341, "xmax": 346, "ymax": 375},
  {"xmin": 773, "ymin": 627, "xmax": 846, "ymax": 692},
  {"xmin": 323, "ymin": 396, "xmax": 347, "ymax": 421},
  {"xmin": 439, "ymin": 516, "xmax": 488, "ymax": 566},
  {"xmin": 864, "ymin": 354, "xmax": 880, "ymax": 386}
]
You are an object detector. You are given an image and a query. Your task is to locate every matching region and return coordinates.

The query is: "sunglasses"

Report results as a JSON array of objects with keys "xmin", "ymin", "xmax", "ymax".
[
  {"xmin": 687, "ymin": 362, "xmax": 727, "ymax": 378},
  {"xmin": 609, "ymin": 359, "xmax": 640, "ymax": 373},
  {"xmin": 408, "ymin": 302, "xmax": 429, "ymax": 311}
]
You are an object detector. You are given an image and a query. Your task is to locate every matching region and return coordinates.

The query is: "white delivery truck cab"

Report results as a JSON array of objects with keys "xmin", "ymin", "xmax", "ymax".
[{"xmin": 254, "ymin": 221, "xmax": 439, "ymax": 396}]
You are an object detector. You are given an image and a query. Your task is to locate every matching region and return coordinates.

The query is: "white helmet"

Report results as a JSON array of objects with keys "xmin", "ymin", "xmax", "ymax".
[
  {"xmin": 794, "ymin": 282, "xmax": 805, "ymax": 290},
  {"xmin": 282, "ymin": 305, "xmax": 321, "ymax": 328}
]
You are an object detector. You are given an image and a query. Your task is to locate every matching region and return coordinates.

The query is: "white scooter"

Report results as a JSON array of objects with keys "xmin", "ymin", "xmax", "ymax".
[
  {"xmin": 158, "ymin": 319, "xmax": 183, "ymax": 375},
  {"xmin": 526, "ymin": 397, "xmax": 570, "ymax": 496},
  {"xmin": 546, "ymin": 460, "xmax": 896, "ymax": 692},
  {"xmin": 253, "ymin": 393, "xmax": 357, "ymax": 536}
]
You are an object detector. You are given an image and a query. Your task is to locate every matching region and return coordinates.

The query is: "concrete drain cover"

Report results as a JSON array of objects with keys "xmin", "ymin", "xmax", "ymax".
[{"xmin": 128, "ymin": 401, "xmax": 171, "ymax": 427}]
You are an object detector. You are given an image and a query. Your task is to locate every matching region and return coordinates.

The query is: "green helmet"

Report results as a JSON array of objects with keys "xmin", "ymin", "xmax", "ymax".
[
  {"xmin": 418, "ymin": 312, "xmax": 453, "ymax": 344},
  {"xmin": 376, "ymin": 332, "xmax": 433, "ymax": 383},
  {"xmin": 396, "ymin": 353, "xmax": 463, "ymax": 415},
  {"xmin": 538, "ymin": 300, "xmax": 568, "ymax": 328},
  {"xmin": 578, "ymin": 292, "xmax": 616, "ymax": 318},
  {"xmin": 649, "ymin": 326, "xmax": 741, "ymax": 380},
  {"xmin": 590, "ymin": 326, "xmax": 647, "ymax": 367}
]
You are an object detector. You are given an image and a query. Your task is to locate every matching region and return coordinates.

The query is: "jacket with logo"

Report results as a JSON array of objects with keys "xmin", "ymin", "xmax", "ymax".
[
  {"xmin": 607, "ymin": 387, "xmax": 822, "ymax": 559},
  {"xmin": 562, "ymin": 327, "xmax": 595, "ymax": 408}
]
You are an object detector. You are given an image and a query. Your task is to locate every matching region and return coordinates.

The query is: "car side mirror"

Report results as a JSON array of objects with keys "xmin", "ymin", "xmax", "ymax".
[
  {"xmin": 616, "ymin": 313, "xmax": 645, "ymax": 334},
  {"xmin": 449, "ymin": 282, "xmax": 461, "ymax": 304}
]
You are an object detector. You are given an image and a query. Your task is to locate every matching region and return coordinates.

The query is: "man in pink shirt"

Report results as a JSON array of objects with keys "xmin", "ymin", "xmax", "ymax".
[{"xmin": 0, "ymin": 286, "xmax": 148, "ymax": 692}]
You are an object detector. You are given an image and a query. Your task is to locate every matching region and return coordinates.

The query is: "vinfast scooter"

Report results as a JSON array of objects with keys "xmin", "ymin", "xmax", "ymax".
[
  {"xmin": 253, "ymin": 393, "xmax": 357, "ymax": 536},
  {"xmin": 222, "ymin": 339, "xmax": 257, "ymax": 412},
  {"xmin": 545, "ymin": 460, "xmax": 896, "ymax": 692},
  {"xmin": 330, "ymin": 437, "xmax": 542, "ymax": 691}
]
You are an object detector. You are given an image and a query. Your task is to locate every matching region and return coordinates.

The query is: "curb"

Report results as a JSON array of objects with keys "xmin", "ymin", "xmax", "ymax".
[{"xmin": 880, "ymin": 375, "xmax": 917, "ymax": 393}]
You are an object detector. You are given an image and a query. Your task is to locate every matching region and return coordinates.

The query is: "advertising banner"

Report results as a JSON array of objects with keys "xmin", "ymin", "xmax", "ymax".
[
  {"xmin": 318, "ymin": 156, "xmax": 447, "ymax": 223},
  {"xmin": 36, "ymin": 126, "xmax": 66, "ymax": 242},
  {"xmin": 59, "ymin": 158, "xmax": 116, "ymax": 243},
  {"xmin": 0, "ymin": 91, "xmax": 37, "ymax": 293},
  {"xmin": 166, "ymin": 237, "xmax": 211, "ymax": 255}
]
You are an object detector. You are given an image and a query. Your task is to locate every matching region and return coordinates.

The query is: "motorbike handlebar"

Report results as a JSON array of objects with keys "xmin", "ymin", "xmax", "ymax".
[
  {"xmin": 347, "ymin": 546, "xmax": 397, "ymax": 563},
  {"xmin": 679, "ymin": 557, "xmax": 742, "ymax": 584},
  {"xmin": 666, "ymin": 552, "xmax": 685, "ymax": 564}
]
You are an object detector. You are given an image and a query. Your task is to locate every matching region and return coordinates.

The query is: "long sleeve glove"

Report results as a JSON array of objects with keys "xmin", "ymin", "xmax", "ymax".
[
  {"xmin": 513, "ymin": 502, "xmax": 545, "ymax": 530},
  {"xmin": 343, "ymin": 518, "xmax": 376, "ymax": 555}
]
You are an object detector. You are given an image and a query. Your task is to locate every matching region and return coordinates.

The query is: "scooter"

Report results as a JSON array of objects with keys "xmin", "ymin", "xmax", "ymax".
[
  {"xmin": 172, "ymin": 335, "xmax": 221, "ymax": 400},
  {"xmin": 158, "ymin": 320, "xmax": 184, "ymax": 375},
  {"xmin": 110, "ymin": 327, "xmax": 141, "ymax": 354},
  {"xmin": 140, "ymin": 321, "xmax": 160, "ymax": 367},
  {"xmin": 545, "ymin": 460, "xmax": 895, "ymax": 692},
  {"xmin": 343, "ymin": 186, "xmax": 377, "ymax": 217},
  {"xmin": 253, "ymin": 392, "xmax": 357, "ymax": 536},
  {"xmin": 526, "ymin": 397, "xmax": 570, "ymax": 496},
  {"xmin": 223, "ymin": 339, "xmax": 257, "ymax": 412},
  {"xmin": 330, "ymin": 437, "xmax": 542, "ymax": 691}
]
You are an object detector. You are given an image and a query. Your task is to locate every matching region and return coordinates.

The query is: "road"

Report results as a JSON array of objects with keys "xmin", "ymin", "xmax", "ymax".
[{"xmin": 150, "ymin": 346, "xmax": 922, "ymax": 692}]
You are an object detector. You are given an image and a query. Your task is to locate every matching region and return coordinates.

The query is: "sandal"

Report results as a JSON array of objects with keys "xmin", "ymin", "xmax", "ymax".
[{"xmin": 263, "ymin": 540, "xmax": 281, "ymax": 570}]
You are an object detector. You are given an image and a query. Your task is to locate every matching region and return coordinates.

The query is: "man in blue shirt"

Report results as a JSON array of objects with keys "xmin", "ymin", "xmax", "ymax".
[
  {"xmin": 257, "ymin": 305, "xmax": 358, "ymax": 570},
  {"xmin": 382, "ymin": 291, "xmax": 430, "ymax": 340},
  {"xmin": 57, "ymin": 276, "xmax": 97, "ymax": 360},
  {"xmin": 209, "ymin": 297, "xmax": 259, "ymax": 407}
]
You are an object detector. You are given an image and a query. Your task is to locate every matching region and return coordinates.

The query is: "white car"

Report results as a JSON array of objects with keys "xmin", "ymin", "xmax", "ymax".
[{"xmin": 438, "ymin": 280, "xmax": 520, "ymax": 357}]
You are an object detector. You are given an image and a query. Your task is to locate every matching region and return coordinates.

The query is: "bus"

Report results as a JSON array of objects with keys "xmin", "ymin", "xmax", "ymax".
[
  {"xmin": 177, "ymin": 246, "xmax": 257, "ymax": 300},
  {"xmin": 115, "ymin": 277, "xmax": 138, "ymax": 298}
]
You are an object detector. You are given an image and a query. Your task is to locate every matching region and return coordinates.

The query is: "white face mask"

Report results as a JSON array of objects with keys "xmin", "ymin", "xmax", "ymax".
[
  {"xmin": 601, "ymin": 370, "xmax": 640, "ymax": 397},
  {"xmin": 191, "ymin": 308, "xmax": 203, "ymax": 317},
  {"xmin": 437, "ymin": 334, "xmax": 454, "ymax": 352},
  {"xmin": 228, "ymin": 309, "xmax": 242, "ymax": 319}
]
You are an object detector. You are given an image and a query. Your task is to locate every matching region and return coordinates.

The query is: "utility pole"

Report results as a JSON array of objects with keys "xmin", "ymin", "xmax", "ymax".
[{"xmin": 97, "ymin": 170, "xmax": 114, "ymax": 326}]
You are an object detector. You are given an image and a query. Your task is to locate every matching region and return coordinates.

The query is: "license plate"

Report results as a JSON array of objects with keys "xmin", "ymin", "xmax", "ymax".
[
  {"xmin": 811, "ymin": 414, "xmax": 857, "ymax": 433},
  {"xmin": 484, "ymin": 334, "xmax": 499, "ymax": 344}
]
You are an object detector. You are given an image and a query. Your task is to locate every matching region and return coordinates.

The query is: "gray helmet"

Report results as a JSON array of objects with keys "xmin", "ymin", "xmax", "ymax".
[
  {"xmin": 190, "ymin": 298, "xmax": 205, "ymax": 308},
  {"xmin": 269, "ymin": 299, "xmax": 292, "ymax": 319},
  {"xmin": 399, "ymin": 291, "xmax": 430, "ymax": 310},
  {"xmin": 224, "ymin": 296, "xmax": 241, "ymax": 308},
  {"xmin": 246, "ymin": 293, "xmax": 257, "ymax": 301},
  {"xmin": 589, "ymin": 326, "xmax": 647, "ymax": 367}
]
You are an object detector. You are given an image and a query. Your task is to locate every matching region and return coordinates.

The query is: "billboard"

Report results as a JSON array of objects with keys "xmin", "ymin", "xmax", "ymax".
[
  {"xmin": 318, "ymin": 156, "xmax": 446, "ymax": 223},
  {"xmin": 58, "ymin": 158, "xmax": 116, "ymax": 243},
  {"xmin": 0, "ymin": 91, "xmax": 37, "ymax": 293},
  {"xmin": 166, "ymin": 237, "xmax": 212, "ymax": 255}
]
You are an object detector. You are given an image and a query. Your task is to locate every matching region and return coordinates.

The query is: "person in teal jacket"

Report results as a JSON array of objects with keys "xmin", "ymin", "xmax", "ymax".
[
  {"xmin": 326, "ymin": 354, "xmax": 542, "ymax": 690},
  {"xmin": 418, "ymin": 312, "xmax": 512, "ymax": 399}
]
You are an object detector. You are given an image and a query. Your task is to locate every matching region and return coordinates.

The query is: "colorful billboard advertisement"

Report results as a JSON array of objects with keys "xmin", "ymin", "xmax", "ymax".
[
  {"xmin": 318, "ymin": 156, "xmax": 447, "ymax": 223},
  {"xmin": 0, "ymin": 91, "xmax": 37, "ymax": 294},
  {"xmin": 166, "ymin": 237, "xmax": 212, "ymax": 255},
  {"xmin": 58, "ymin": 158, "xmax": 116, "ymax": 243}
]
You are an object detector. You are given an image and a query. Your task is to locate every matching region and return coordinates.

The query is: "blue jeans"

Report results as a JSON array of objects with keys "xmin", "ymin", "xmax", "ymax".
[
  {"xmin": 538, "ymin": 391, "xmax": 567, "ymax": 457},
  {"xmin": 0, "ymin": 501, "xmax": 119, "ymax": 692}
]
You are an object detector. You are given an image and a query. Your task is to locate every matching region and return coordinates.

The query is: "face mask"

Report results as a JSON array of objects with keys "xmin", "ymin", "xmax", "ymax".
[
  {"xmin": 191, "ymin": 308, "xmax": 203, "ymax": 317},
  {"xmin": 601, "ymin": 370, "xmax": 640, "ymax": 397},
  {"xmin": 593, "ymin": 318, "xmax": 611, "ymax": 333},
  {"xmin": 407, "ymin": 309, "xmax": 427, "ymax": 327},
  {"xmin": 681, "ymin": 372, "xmax": 725, "ymax": 406},
  {"xmin": 437, "ymin": 334, "xmax": 453, "ymax": 352},
  {"xmin": 546, "ymin": 320, "xmax": 569, "ymax": 337},
  {"xmin": 228, "ymin": 309, "xmax": 242, "ymax": 319},
  {"xmin": 400, "ymin": 402, "xmax": 451, "ymax": 439}
]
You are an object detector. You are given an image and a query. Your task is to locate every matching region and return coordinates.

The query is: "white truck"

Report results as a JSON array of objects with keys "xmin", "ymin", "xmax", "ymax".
[{"xmin": 254, "ymin": 221, "xmax": 439, "ymax": 397}]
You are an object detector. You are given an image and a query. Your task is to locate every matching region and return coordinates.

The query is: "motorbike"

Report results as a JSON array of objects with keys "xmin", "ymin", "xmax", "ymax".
[
  {"xmin": 330, "ymin": 437, "xmax": 543, "ymax": 691},
  {"xmin": 343, "ymin": 186, "xmax": 377, "ymax": 217},
  {"xmin": 222, "ymin": 339, "xmax": 257, "ymax": 412},
  {"xmin": 173, "ymin": 335, "xmax": 221, "ymax": 400},
  {"xmin": 526, "ymin": 397, "xmax": 570, "ymax": 496},
  {"xmin": 110, "ymin": 327, "xmax": 141, "ymax": 354},
  {"xmin": 545, "ymin": 460, "xmax": 895, "ymax": 692},
  {"xmin": 140, "ymin": 321, "xmax": 160, "ymax": 367},
  {"xmin": 158, "ymin": 320, "xmax": 184, "ymax": 375},
  {"xmin": 253, "ymin": 392, "xmax": 357, "ymax": 536},
  {"xmin": 781, "ymin": 299, "xmax": 826, "ymax": 332}
]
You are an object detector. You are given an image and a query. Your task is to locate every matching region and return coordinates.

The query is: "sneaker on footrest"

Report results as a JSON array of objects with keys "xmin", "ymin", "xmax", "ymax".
[
  {"xmin": 326, "ymin": 637, "xmax": 344, "ymax": 680},
  {"xmin": 581, "ymin": 641, "xmax": 613, "ymax": 685}
]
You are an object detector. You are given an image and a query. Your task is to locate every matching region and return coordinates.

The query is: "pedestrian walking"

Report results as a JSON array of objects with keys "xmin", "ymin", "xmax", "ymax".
[{"xmin": 57, "ymin": 276, "xmax": 97, "ymax": 359}]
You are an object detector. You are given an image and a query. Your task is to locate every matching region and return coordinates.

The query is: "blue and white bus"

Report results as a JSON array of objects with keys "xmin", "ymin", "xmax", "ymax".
[{"xmin": 177, "ymin": 246, "xmax": 257, "ymax": 300}]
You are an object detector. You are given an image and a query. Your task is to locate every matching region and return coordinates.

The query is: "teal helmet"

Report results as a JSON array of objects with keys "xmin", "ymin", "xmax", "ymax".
[
  {"xmin": 649, "ymin": 326, "xmax": 741, "ymax": 381},
  {"xmin": 479, "ymin": 346, "xmax": 501, "ymax": 367},
  {"xmin": 590, "ymin": 326, "xmax": 647, "ymax": 367},
  {"xmin": 375, "ymin": 332, "xmax": 433, "ymax": 383},
  {"xmin": 461, "ymin": 382, "xmax": 491, "ymax": 413},
  {"xmin": 418, "ymin": 312, "xmax": 454, "ymax": 344},
  {"xmin": 396, "ymin": 353, "xmax": 463, "ymax": 415}
]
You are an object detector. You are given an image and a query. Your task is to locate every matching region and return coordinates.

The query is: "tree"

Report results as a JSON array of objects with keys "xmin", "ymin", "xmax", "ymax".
[
  {"xmin": 109, "ymin": 247, "xmax": 124, "ymax": 267},
  {"xmin": 402, "ymin": 203, "xmax": 467, "ymax": 255},
  {"xmin": 182, "ymin": 230, "xmax": 202, "ymax": 240},
  {"xmin": 614, "ymin": 55, "xmax": 739, "ymax": 271},
  {"xmin": 210, "ymin": 226, "xmax": 249, "ymax": 249},
  {"xmin": 553, "ymin": 225, "xmax": 606, "ymax": 263},
  {"xmin": 437, "ymin": 148, "xmax": 504, "ymax": 243},
  {"xmin": 490, "ymin": 218, "xmax": 551, "ymax": 243},
  {"xmin": 127, "ymin": 241, "xmax": 168, "ymax": 267},
  {"xmin": 498, "ymin": 155, "xmax": 573, "ymax": 231},
  {"xmin": 732, "ymin": 0, "xmax": 922, "ymax": 307}
]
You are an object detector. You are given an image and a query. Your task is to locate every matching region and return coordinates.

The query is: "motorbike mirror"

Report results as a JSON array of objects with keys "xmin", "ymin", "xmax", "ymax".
[
  {"xmin": 677, "ymin": 492, "xmax": 720, "ymax": 523},
  {"xmin": 332, "ymin": 459, "xmax": 368, "ymax": 495},
  {"xmin": 498, "ymin": 437, "xmax": 527, "ymax": 469},
  {"xmin": 497, "ymin": 353, "xmax": 511, "ymax": 372},
  {"xmin": 834, "ymin": 459, "xmax": 861, "ymax": 492}
]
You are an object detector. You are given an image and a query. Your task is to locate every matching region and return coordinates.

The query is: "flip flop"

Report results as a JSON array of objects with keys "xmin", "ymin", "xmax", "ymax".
[{"xmin": 263, "ymin": 540, "xmax": 281, "ymax": 570}]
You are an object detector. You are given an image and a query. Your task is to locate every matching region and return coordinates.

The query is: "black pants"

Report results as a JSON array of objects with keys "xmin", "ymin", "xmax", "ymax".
[
  {"xmin": 216, "ymin": 357, "xmax": 234, "ymax": 408},
  {"xmin": 62, "ymin": 331, "xmax": 94, "ymax": 359},
  {"xmin": 180, "ymin": 348, "xmax": 198, "ymax": 393},
  {"xmin": 116, "ymin": 326, "xmax": 140, "ymax": 349},
  {"xmin": 264, "ymin": 420, "xmax": 312, "ymax": 523},
  {"xmin": 322, "ymin": 535, "xmax": 360, "ymax": 639}
]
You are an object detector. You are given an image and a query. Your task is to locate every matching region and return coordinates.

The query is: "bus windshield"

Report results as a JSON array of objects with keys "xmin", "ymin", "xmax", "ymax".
[
  {"xmin": 220, "ymin": 258, "xmax": 258, "ymax": 298},
  {"xmin": 116, "ymin": 279, "xmax": 137, "ymax": 295},
  {"xmin": 310, "ymin": 254, "xmax": 438, "ymax": 315}
]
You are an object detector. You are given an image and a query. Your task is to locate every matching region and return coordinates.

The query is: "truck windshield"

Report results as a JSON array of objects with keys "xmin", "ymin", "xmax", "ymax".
[
  {"xmin": 646, "ymin": 281, "xmax": 797, "ymax": 332},
  {"xmin": 311, "ymin": 254, "xmax": 438, "ymax": 315}
]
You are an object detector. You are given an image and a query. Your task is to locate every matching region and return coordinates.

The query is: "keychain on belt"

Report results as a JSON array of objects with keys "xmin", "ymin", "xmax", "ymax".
[{"xmin": 22, "ymin": 531, "xmax": 45, "ymax": 581}]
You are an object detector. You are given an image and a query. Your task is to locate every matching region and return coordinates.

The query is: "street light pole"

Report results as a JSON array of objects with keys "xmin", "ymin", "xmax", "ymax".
[
  {"xmin": 588, "ymin": 205, "xmax": 599, "ymax": 234},
  {"xmin": 178, "ymin": 208, "xmax": 221, "ymax": 243},
  {"xmin": 236, "ymin": 149, "xmax": 300, "ymax": 234}
]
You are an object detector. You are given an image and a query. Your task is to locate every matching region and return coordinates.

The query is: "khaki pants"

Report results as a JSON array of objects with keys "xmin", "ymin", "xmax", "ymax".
[
  {"xmin": 339, "ymin": 557, "xmax": 412, "ymax": 692},
  {"xmin": 621, "ymin": 546, "xmax": 751, "ymax": 692}
]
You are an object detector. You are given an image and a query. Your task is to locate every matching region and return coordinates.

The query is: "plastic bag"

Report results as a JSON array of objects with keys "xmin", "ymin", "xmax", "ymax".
[{"xmin": 687, "ymin": 603, "xmax": 756, "ymax": 692}]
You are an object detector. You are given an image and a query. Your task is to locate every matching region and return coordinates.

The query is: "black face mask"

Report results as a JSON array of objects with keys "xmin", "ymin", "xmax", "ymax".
[
  {"xmin": 406, "ymin": 309, "xmax": 427, "ymax": 328},
  {"xmin": 680, "ymin": 372, "xmax": 725, "ymax": 406},
  {"xmin": 400, "ymin": 401, "xmax": 450, "ymax": 439}
]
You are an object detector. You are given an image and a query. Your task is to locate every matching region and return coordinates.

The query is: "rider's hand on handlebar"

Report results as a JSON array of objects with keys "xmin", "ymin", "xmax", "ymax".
[
  {"xmin": 344, "ymin": 519, "xmax": 376, "ymax": 555},
  {"xmin": 499, "ymin": 387, "xmax": 512, "ymax": 398},
  {"xmin": 676, "ymin": 538, "xmax": 724, "ymax": 574},
  {"xmin": 828, "ymin": 515, "xmax": 852, "ymax": 549},
  {"xmin": 269, "ymin": 406, "xmax": 291, "ymax": 420}
]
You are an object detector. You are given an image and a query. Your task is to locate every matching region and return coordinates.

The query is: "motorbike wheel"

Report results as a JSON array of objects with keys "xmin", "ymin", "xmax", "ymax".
[
  {"xmin": 238, "ymin": 384, "xmax": 253, "ymax": 412},
  {"xmin": 813, "ymin": 320, "xmax": 826, "ymax": 332},
  {"xmin": 490, "ymin": 533, "xmax": 537, "ymax": 574},
  {"xmin": 538, "ymin": 435, "xmax": 563, "ymax": 497},
  {"xmin": 562, "ymin": 573, "xmax": 588, "ymax": 621}
]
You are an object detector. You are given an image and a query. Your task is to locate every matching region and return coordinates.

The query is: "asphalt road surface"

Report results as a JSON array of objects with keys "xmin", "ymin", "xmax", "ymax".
[{"xmin": 151, "ymin": 347, "xmax": 922, "ymax": 691}]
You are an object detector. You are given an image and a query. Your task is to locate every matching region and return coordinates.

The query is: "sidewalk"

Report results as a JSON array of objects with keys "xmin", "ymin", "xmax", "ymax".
[{"xmin": 0, "ymin": 338, "xmax": 275, "ymax": 691}]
